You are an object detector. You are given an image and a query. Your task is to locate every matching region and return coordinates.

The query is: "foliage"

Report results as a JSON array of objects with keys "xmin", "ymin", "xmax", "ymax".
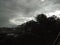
[{"xmin": 0, "ymin": 14, "xmax": 60, "ymax": 45}]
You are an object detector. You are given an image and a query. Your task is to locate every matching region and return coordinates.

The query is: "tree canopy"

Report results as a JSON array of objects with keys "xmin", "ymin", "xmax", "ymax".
[{"xmin": 0, "ymin": 14, "xmax": 60, "ymax": 45}]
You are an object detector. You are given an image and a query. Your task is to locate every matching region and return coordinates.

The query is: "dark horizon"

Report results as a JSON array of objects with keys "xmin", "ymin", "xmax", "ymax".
[{"xmin": 0, "ymin": 14, "xmax": 60, "ymax": 45}]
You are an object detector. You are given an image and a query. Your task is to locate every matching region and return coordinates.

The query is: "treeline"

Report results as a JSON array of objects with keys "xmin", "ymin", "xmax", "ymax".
[{"xmin": 0, "ymin": 14, "xmax": 60, "ymax": 45}]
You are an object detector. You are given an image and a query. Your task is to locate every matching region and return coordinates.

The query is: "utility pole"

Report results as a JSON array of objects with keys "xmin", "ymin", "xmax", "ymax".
[{"xmin": 52, "ymin": 32, "xmax": 60, "ymax": 45}]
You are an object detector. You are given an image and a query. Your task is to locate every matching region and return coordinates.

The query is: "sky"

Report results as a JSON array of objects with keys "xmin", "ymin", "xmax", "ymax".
[{"xmin": 0, "ymin": 0, "xmax": 60, "ymax": 27}]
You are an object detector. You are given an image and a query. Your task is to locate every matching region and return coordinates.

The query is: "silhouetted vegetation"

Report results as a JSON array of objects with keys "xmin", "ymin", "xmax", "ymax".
[{"xmin": 0, "ymin": 14, "xmax": 60, "ymax": 45}]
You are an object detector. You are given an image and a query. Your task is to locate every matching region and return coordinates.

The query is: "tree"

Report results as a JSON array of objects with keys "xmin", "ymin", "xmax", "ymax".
[{"xmin": 36, "ymin": 14, "xmax": 47, "ymax": 24}]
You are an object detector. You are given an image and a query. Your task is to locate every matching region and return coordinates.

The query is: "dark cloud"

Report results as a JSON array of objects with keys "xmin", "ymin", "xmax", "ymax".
[{"xmin": 0, "ymin": 0, "xmax": 60, "ymax": 27}]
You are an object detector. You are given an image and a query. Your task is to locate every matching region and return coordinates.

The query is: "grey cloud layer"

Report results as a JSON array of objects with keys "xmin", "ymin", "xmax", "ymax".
[{"xmin": 0, "ymin": 0, "xmax": 60, "ymax": 27}]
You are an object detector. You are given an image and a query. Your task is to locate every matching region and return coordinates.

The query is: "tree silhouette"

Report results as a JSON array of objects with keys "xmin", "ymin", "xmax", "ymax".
[
  {"xmin": 0, "ymin": 14, "xmax": 60, "ymax": 45},
  {"xmin": 36, "ymin": 14, "xmax": 47, "ymax": 24}
]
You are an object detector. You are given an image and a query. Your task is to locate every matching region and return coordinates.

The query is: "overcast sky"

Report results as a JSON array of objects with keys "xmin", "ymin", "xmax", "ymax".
[{"xmin": 0, "ymin": 0, "xmax": 60, "ymax": 27}]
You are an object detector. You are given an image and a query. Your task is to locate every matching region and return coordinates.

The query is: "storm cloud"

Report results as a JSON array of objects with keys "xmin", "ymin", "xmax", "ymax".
[{"xmin": 0, "ymin": 0, "xmax": 60, "ymax": 27}]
